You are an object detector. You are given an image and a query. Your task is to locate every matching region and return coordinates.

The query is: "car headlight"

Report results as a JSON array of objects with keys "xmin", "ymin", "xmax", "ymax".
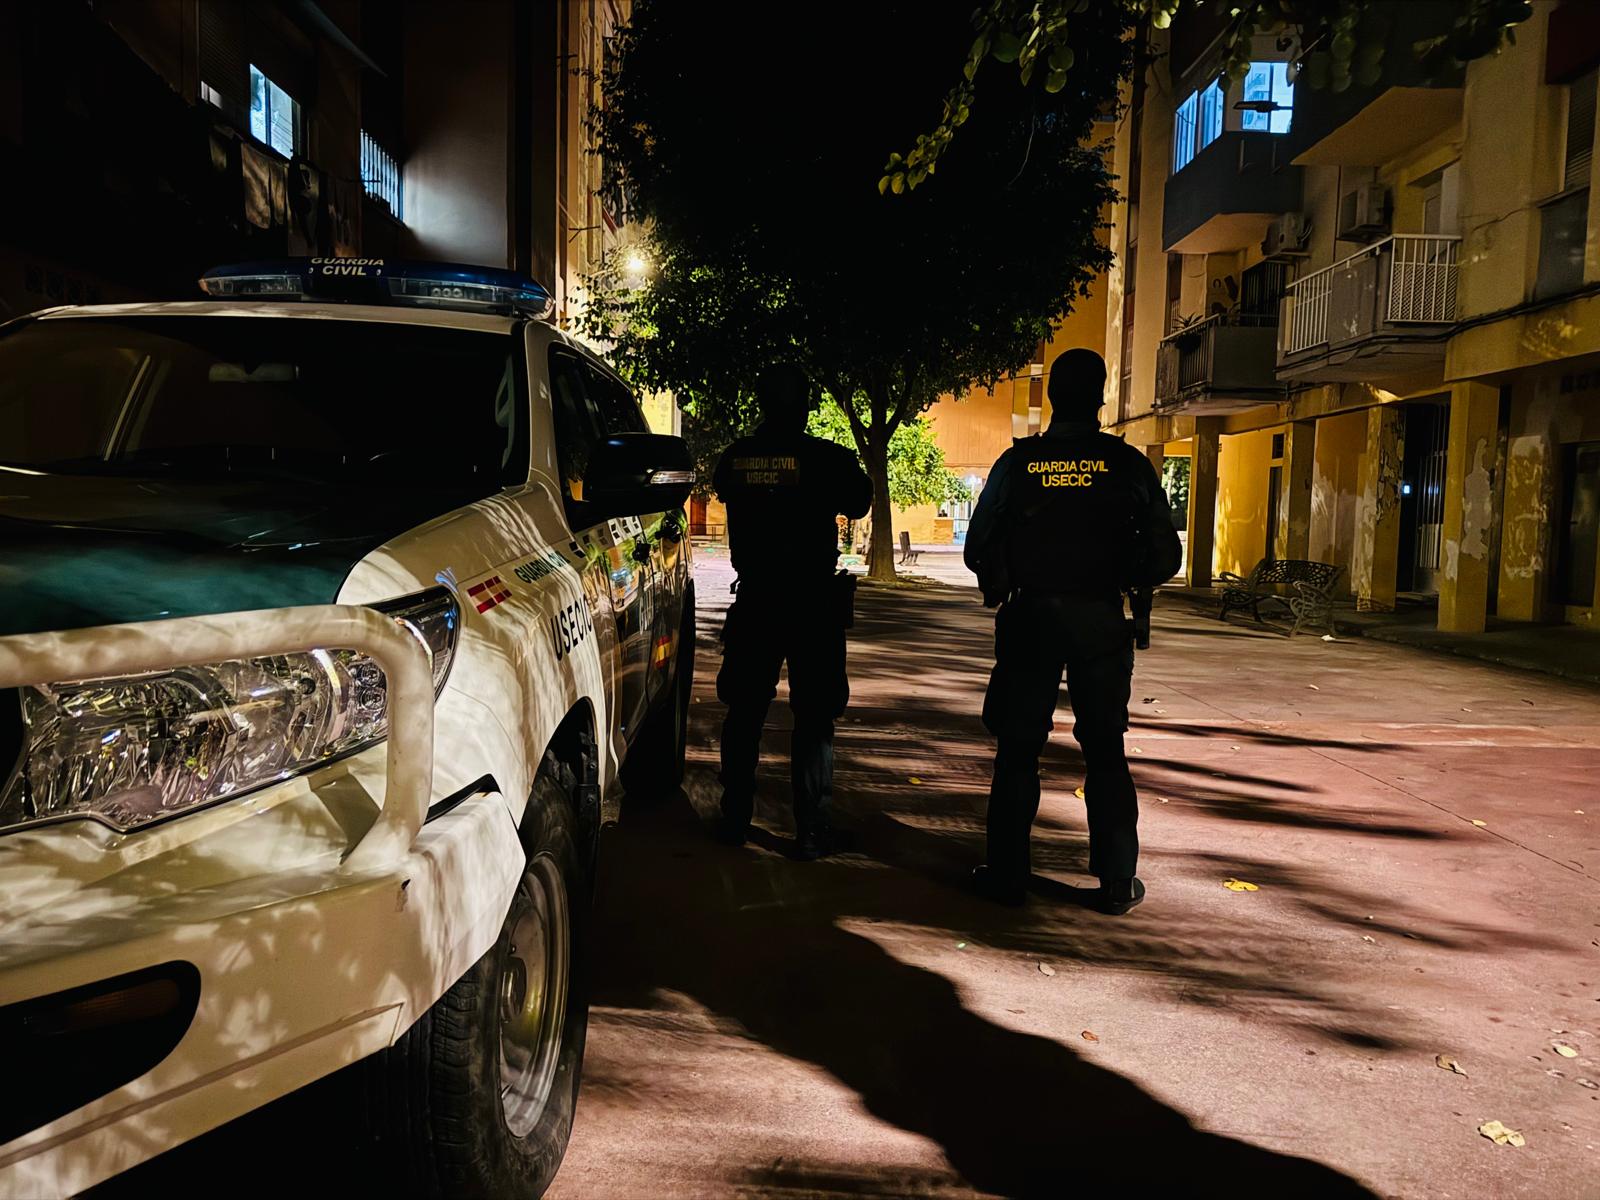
[{"xmin": 0, "ymin": 589, "xmax": 458, "ymax": 835}]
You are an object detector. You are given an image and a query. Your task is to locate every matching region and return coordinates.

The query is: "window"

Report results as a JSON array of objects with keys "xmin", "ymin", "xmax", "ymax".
[
  {"xmin": 1172, "ymin": 91, "xmax": 1198, "ymax": 171},
  {"xmin": 249, "ymin": 65, "xmax": 299, "ymax": 157},
  {"xmin": 1240, "ymin": 62, "xmax": 1294, "ymax": 134},
  {"xmin": 583, "ymin": 363, "xmax": 647, "ymax": 434},
  {"xmin": 1197, "ymin": 80, "xmax": 1224, "ymax": 154},
  {"xmin": 0, "ymin": 318, "xmax": 524, "ymax": 492},
  {"xmin": 361, "ymin": 131, "xmax": 403, "ymax": 221},
  {"xmin": 548, "ymin": 349, "xmax": 605, "ymax": 503},
  {"xmin": 1537, "ymin": 69, "xmax": 1597, "ymax": 299}
]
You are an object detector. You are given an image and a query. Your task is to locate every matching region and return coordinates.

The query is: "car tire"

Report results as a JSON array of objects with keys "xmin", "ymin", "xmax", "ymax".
[
  {"xmin": 620, "ymin": 597, "xmax": 694, "ymax": 798},
  {"xmin": 360, "ymin": 753, "xmax": 590, "ymax": 1198}
]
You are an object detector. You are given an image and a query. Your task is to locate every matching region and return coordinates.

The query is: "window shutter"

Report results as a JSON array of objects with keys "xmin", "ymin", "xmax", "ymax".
[
  {"xmin": 1565, "ymin": 69, "xmax": 1597, "ymax": 191},
  {"xmin": 199, "ymin": 1, "xmax": 248, "ymax": 123}
]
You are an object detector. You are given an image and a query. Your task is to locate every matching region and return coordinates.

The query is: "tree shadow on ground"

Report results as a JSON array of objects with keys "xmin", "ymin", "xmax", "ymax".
[{"xmin": 594, "ymin": 784, "xmax": 1375, "ymax": 1197}]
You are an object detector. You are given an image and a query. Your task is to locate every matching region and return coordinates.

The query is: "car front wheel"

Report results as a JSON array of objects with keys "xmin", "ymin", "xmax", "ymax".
[{"xmin": 362, "ymin": 754, "xmax": 590, "ymax": 1198}]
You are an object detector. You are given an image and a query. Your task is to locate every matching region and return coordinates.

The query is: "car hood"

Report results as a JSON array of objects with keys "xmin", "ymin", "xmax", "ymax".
[{"xmin": 0, "ymin": 471, "xmax": 470, "ymax": 637}]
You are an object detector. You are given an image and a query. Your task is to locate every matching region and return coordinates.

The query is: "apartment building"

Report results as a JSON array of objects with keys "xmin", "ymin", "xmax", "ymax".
[
  {"xmin": 0, "ymin": 0, "xmax": 634, "ymax": 332},
  {"xmin": 1104, "ymin": 0, "xmax": 1600, "ymax": 632}
]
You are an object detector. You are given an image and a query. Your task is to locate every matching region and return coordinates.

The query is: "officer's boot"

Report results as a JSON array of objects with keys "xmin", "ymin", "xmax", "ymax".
[
  {"xmin": 715, "ymin": 791, "xmax": 753, "ymax": 847},
  {"xmin": 1093, "ymin": 876, "xmax": 1145, "ymax": 916}
]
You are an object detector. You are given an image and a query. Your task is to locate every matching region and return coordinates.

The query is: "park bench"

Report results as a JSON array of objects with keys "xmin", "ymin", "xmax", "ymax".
[
  {"xmin": 1217, "ymin": 557, "xmax": 1343, "ymax": 638},
  {"xmin": 898, "ymin": 530, "xmax": 921, "ymax": 566}
]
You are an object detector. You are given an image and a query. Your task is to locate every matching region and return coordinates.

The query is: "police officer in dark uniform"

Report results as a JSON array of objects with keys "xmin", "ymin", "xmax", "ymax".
[
  {"xmin": 963, "ymin": 349, "xmax": 1181, "ymax": 913},
  {"xmin": 713, "ymin": 364, "xmax": 873, "ymax": 859}
]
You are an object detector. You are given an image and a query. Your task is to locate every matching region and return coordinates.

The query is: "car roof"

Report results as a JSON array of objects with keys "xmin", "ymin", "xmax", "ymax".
[{"xmin": 32, "ymin": 300, "xmax": 520, "ymax": 335}]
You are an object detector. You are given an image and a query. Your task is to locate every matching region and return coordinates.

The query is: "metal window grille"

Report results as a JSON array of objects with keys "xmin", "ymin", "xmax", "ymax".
[
  {"xmin": 1566, "ymin": 69, "xmax": 1597, "ymax": 191},
  {"xmin": 361, "ymin": 130, "xmax": 403, "ymax": 222}
]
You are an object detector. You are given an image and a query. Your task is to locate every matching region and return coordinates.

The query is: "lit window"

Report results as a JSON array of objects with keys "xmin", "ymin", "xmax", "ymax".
[
  {"xmin": 1198, "ymin": 79, "xmax": 1224, "ymax": 153},
  {"xmin": 1241, "ymin": 62, "xmax": 1294, "ymax": 134},
  {"xmin": 361, "ymin": 131, "xmax": 403, "ymax": 221},
  {"xmin": 249, "ymin": 65, "xmax": 299, "ymax": 157},
  {"xmin": 1173, "ymin": 91, "xmax": 1198, "ymax": 171}
]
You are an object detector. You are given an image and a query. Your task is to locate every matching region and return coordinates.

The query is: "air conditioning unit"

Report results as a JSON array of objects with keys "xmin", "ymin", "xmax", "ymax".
[
  {"xmin": 1261, "ymin": 212, "xmax": 1312, "ymax": 258},
  {"xmin": 1336, "ymin": 183, "xmax": 1390, "ymax": 242}
]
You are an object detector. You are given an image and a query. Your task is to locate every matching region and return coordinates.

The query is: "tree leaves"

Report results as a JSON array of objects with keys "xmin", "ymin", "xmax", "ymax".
[{"xmin": 884, "ymin": 0, "xmax": 1532, "ymax": 189}]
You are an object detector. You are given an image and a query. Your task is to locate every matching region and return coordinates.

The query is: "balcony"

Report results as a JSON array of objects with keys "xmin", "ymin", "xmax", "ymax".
[
  {"xmin": 1155, "ymin": 314, "xmax": 1284, "ymax": 414},
  {"xmin": 1162, "ymin": 131, "xmax": 1302, "ymax": 253},
  {"xmin": 1281, "ymin": 1, "xmax": 1466, "ymax": 167},
  {"xmin": 1278, "ymin": 235, "xmax": 1460, "ymax": 382}
]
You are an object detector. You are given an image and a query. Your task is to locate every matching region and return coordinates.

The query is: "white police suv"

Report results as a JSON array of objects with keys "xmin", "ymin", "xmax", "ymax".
[{"xmin": 0, "ymin": 260, "xmax": 696, "ymax": 1196}]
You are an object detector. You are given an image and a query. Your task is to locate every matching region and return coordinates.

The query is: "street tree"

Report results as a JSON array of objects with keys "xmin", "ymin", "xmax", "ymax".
[
  {"xmin": 808, "ymin": 398, "xmax": 972, "ymax": 509},
  {"xmin": 883, "ymin": 0, "xmax": 1533, "ymax": 191},
  {"xmin": 588, "ymin": 0, "xmax": 1130, "ymax": 578}
]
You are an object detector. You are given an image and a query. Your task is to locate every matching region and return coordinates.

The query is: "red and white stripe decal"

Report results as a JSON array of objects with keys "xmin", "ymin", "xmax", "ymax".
[{"xmin": 467, "ymin": 575, "xmax": 513, "ymax": 614}]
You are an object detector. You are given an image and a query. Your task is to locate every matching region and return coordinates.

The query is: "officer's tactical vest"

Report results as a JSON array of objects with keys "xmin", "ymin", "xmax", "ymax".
[{"xmin": 1005, "ymin": 433, "xmax": 1142, "ymax": 596}]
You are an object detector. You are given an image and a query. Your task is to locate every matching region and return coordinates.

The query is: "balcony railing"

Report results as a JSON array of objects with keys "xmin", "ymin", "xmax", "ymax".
[
  {"xmin": 1281, "ymin": 234, "xmax": 1460, "ymax": 359},
  {"xmin": 1155, "ymin": 312, "xmax": 1283, "ymax": 411}
]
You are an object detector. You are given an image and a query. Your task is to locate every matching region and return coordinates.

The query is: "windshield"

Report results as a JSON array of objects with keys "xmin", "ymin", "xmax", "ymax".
[{"xmin": 0, "ymin": 316, "xmax": 526, "ymax": 487}]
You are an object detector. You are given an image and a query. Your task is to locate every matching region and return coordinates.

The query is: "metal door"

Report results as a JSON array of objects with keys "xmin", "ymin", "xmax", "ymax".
[{"xmin": 1557, "ymin": 442, "xmax": 1600, "ymax": 608}]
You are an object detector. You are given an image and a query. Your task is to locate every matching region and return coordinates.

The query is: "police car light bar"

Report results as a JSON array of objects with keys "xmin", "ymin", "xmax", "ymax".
[{"xmin": 198, "ymin": 259, "xmax": 554, "ymax": 319}]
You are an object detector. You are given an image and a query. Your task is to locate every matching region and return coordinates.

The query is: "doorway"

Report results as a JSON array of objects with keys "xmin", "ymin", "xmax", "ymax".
[
  {"xmin": 1397, "ymin": 400, "xmax": 1447, "ymax": 594},
  {"xmin": 1555, "ymin": 441, "xmax": 1600, "ymax": 609}
]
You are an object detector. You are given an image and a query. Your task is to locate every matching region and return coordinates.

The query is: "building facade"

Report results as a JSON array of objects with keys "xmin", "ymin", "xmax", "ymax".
[
  {"xmin": 0, "ymin": 0, "xmax": 634, "ymax": 333},
  {"xmin": 1103, "ymin": 0, "xmax": 1600, "ymax": 632}
]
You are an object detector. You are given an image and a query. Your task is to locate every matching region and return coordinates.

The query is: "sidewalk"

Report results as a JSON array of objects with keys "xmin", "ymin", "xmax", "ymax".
[
  {"xmin": 1163, "ymin": 585, "xmax": 1600, "ymax": 689},
  {"xmin": 552, "ymin": 555, "xmax": 1600, "ymax": 1198}
]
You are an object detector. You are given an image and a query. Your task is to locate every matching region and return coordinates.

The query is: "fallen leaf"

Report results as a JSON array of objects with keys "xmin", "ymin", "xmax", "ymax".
[
  {"xmin": 1478, "ymin": 1120, "xmax": 1525, "ymax": 1147},
  {"xmin": 1471, "ymin": 819, "xmax": 1488, "ymax": 827},
  {"xmin": 1142, "ymin": 697, "xmax": 1157, "ymax": 703},
  {"xmin": 1321, "ymin": 633, "xmax": 1337, "ymax": 642},
  {"xmin": 1222, "ymin": 878, "xmax": 1259, "ymax": 892},
  {"xmin": 909, "ymin": 776, "xmax": 923, "ymax": 784},
  {"xmin": 1074, "ymin": 786, "xmax": 1086, "ymax": 799},
  {"xmin": 1577, "ymin": 810, "xmax": 1587, "ymax": 815},
  {"xmin": 1081, "ymin": 1030, "xmax": 1099, "ymax": 1042},
  {"xmin": 1158, "ymin": 797, "xmax": 1169, "ymax": 803},
  {"xmin": 1435, "ymin": 1054, "xmax": 1467, "ymax": 1076},
  {"xmin": 1229, "ymin": 745, "xmax": 1241, "ymax": 751},
  {"xmin": 955, "ymin": 941, "xmax": 967, "ymax": 950},
  {"xmin": 1037, "ymin": 962, "xmax": 1056, "ymax": 977},
  {"xmin": 1554, "ymin": 1042, "xmax": 1579, "ymax": 1058},
  {"xmin": 1362, "ymin": 935, "xmax": 1376, "ymax": 943},
  {"xmin": 1308, "ymin": 684, "xmax": 1320, "ymax": 690},
  {"xmin": 1130, "ymin": 747, "xmax": 1143, "ymax": 754},
  {"xmin": 1461, "ymin": 707, "xmax": 1472, "ymax": 713},
  {"xmin": 1576, "ymin": 1078, "xmax": 1599, "ymax": 1090}
]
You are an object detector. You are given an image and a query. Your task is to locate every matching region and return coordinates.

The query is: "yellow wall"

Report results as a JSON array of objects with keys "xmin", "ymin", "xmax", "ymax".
[
  {"xmin": 1213, "ymin": 428, "xmax": 1277, "ymax": 578},
  {"xmin": 928, "ymin": 385, "xmax": 1015, "ymax": 475},
  {"xmin": 1308, "ymin": 410, "xmax": 1367, "ymax": 595}
]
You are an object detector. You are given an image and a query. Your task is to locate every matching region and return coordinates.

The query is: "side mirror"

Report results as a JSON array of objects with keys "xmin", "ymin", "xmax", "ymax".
[{"xmin": 579, "ymin": 432, "xmax": 695, "ymax": 519}]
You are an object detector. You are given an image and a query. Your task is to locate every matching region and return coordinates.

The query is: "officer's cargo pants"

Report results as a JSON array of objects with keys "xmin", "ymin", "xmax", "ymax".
[
  {"xmin": 717, "ymin": 577, "xmax": 849, "ymax": 832},
  {"xmin": 982, "ymin": 591, "xmax": 1137, "ymax": 883}
]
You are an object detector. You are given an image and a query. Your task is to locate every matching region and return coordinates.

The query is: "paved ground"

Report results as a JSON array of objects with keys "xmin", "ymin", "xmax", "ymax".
[{"xmin": 551, "ymin": 550, "xmax": 1600, "ymax": 1198}]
